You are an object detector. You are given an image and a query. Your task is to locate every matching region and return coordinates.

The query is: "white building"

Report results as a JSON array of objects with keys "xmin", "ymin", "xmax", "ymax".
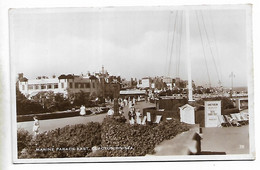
[
  {"xmin": 137, "ymin": 77, "xmax": 151, "ymax": 89},
  {"xmin": 162, "ymin": 76, "xmax": 173, "ymax": 89},
  {"xmin": 18, "ymin": 74, "xmax": 100, "ymax": 99}
]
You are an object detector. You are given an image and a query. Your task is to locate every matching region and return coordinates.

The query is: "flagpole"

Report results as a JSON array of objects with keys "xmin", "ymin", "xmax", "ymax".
[{"xmin": 186, "ymin": 10, "xmax": 193, "ymax": 102}]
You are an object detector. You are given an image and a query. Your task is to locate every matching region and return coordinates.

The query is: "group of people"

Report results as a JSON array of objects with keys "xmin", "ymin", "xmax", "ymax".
[
  {"xmin": 128, "ymin": 105, "xmax": 143, "ymax": 125},
  {"xmin": 106, "ymin": 100, "xmax": 144, "ymax": 125},
  {"xmin": 118, "ymin": 96, "xmax": 141, "ymax": 108}
]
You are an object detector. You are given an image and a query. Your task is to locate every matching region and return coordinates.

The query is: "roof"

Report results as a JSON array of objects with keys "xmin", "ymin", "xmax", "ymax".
[
  {"xmin": 89, "ymin": 75, "xmax": 98, "ymax": 80},
  {"xmin": 28, "ymin": 78, "xmax": 59, "ymax": 84},
  {"xmin": 19, "ymin": 77, "xmax": 28, "ymax": 82},
  {"xmin": 179, "ymin": 104, "xmax": 195, "ymax": 110},
  {"xmin": 58, "ymin": 74, "xmax": 75, "ymax": 79},
  {"xmin": 120, "ymin": 89, "xmax": 146, "ymax": 95}
]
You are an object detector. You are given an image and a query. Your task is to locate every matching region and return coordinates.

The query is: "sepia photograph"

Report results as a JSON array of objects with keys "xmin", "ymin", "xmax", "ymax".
[{"xmin": 9, "ymin": 5, "xmax": 254, "ymax": 163}]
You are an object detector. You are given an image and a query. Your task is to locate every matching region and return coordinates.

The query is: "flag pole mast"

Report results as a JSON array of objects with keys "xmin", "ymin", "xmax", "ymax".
[{"xmin": 186, "ymin": 10, "xmax": 193, "ymax": 102}]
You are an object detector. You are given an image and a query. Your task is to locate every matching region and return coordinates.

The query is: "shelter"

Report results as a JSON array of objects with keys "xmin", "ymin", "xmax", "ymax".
[{"xmin": 179, "ymin": 104, "xmax": 195, "ymax": 124}]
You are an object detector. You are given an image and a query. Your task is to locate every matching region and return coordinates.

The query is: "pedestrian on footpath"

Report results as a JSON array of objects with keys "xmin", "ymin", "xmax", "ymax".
[
  {"xmin": 128, "ymin": 106, "xmax": 136, "ymax": 125},
  {"xmin": 107, "ymin": 107, "xmax": 114, "ymax": 117},
  {"xmin": 124, "ymin": 98, "xmax": 128, "ymax": 106},
  {"xmin": 136, "ymin": 109, "xmax": 142, "ymax": 125},
  {"xmin": 128, "ymin": 100, "xmax": 132, "ymax": 109},
  {"xmin": 33, "ymin": 116, "xmax": 40, "ymax": 137},
  {"xmin": 133, "ymin": 97, "xmax": 136, "ymax": 105},
  {"xmin": 80, "ymin": 105, "xmax": 86, "ymax": 116},
  {"xmin": 119, "ymin": 106, "xmax": 124, "ymax": 115}
]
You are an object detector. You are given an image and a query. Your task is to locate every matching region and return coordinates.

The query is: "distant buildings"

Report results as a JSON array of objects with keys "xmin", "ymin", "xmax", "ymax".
[
  {"xmin": 18, "ymin": 73, "xmax": 100, "ymax": 99},
  {"xmin": 18, "ymin": 67, "xmax": 204, "ymax": 101},
  {"xmin": 137, "ymin": 76, "xmax": 190, "ymax": 90},
  {"xmin": 17, "ymin": 66, "xmax": 123, "ymax": 100},
  {"xmin": 137, "ymin": 77, "xmax": 152, "ymax": 89}
]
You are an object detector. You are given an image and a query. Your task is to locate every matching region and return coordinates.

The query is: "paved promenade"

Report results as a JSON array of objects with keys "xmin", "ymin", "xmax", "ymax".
[
  {"xmin": 17, "ymin": 101, "xmax": 155, "ymax": 134},
  {"xmin": 201, "ymin": 125, "xmax": 249, "ymax": 154}
]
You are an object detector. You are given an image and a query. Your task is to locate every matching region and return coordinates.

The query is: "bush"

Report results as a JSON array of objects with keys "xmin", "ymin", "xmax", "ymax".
[
  {"xmin": 100, "ymin": 117, "xmax": 189, "ymax": 156},
  {"xmin": 18, "ymin": 117, "xmax": 190, "ymax": 158},
  {"xmin": 18, "ymin": 122, "xmax": 101, "ymax": 158},
  {"xmin": 17, "ymin": 128, "xmax": 33, "ymax": 154}
]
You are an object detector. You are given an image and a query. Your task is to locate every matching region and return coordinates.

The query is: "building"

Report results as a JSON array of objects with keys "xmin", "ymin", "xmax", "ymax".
[
  {"xmin": 162, "ymin": 76, "xmax": 173, "ymax": 89},
  {"xmin": 137, "ymin": 77, "xmax": 152, "ymax": 89},
  {"xmin": 18, "ymin": 74, "xmax": 100, "ymax": 99}
]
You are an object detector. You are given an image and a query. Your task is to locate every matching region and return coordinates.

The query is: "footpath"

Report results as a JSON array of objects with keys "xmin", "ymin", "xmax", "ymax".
[
  {"xmin": 17, "ymin": 101, "xmax": 155, "ymax": 134},
  {"xmin": 200, "ymin": 125, "xmax": 249, "ymax": 154}
]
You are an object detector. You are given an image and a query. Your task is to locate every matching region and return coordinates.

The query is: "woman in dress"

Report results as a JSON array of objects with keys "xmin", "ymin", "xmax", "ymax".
[
  {"xmin": 80, "ymin": 105, "xmax": 86, "ymax": 116},
  {"xmin": 128, "ymin": 107, "xmax": 136, "ymax": 125},
  {"xmin": 135, "ymin": 109, "xmax": 142, "ymax": 125},
  {"xmin": 33, "ymin": 116, "xmax": 40, "ymax": 136},
  {"xmin": 124, "ymin": 98, "xmax": 128, "ymax": 106},
  {"xmin": 119, "ymin": 106, "xmax": 124, "ymax": 116}
]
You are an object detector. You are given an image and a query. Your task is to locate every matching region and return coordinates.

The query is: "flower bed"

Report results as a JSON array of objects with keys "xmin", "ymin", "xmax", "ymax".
[
  {"xmin": 18, "ymin": 117, "xmax": 190, "ymax": 158},
  {"xmin": 100, "ymin": 117, "xmax": 190, "ymax": 157},
  {"xmin": 18, "ymin": 122, "xmax": 101, "ymax": 158}
]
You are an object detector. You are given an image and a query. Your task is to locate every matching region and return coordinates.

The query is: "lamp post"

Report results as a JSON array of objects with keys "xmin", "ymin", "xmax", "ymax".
[{"xmin": 229, "ymin": 72, "xmax": 235, "ymax": 98}]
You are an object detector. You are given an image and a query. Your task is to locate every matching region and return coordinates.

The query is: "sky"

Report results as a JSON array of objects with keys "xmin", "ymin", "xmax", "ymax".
[{"xmin": 9, "ymin": 7, "xmax": 249, "ymax": 87}]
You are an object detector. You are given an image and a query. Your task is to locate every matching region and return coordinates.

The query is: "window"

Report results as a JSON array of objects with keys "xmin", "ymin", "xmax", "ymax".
[
  {"xmin": 61, "ymin": 83, "xmax": 64, "ymax": 88},
  {"xmin": 35, "ymin": 85, "xmax": 39, "ymax": 90},
  {"xmin": 75, "ymin": 83, "xmax": 78, "ymax": 88},
  {"xmin": 85, "ymin": 83, "xmax": 90, "ymax": 88},
  {"xmin": 70, "ymin": 82, "xmax": 73, "ymax": 88},
  {"xmin": 28, "ymin": 85, "xmax": 33, "ymax": 90},
  {"xmin": 41, "ymin": 85, "xmax": 46, "ymax": 89},
  {"xmin": 54, "ymin": 84, "xmax": 58, "ymax": 89},
  {"xmin": 81, "ymin": 83, "xmax": 85, "ymax": 88},
  {"xmin": 47, "ymin": 84, "xmax": 52, "ymax": 89}
]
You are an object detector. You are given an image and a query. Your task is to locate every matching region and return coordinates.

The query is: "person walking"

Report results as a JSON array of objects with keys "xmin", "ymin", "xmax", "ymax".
[
  {"xmin": 107, "ymin": 107, "xmax": 114, "ymax": 117},
  {"xmin": 135, "ymin": 109, "xmax": 142, "ymax": 125},
  {"xmin": 133, "ymin": 97, "xmax": 136, "ymax": 105},
  {"xmin": 80, "ymin": 105, "xmax": 86, "ymax": 116},
  {"xmin": 124, "ymin": 98, "xmax": 128, "ymax": 106},
  {"xmin": 33, "ymin": 116, "xmax": 40, "ymax": 137},
  {"xmin": 128, "ymin": 107, "xmax": 136, "ymax": 125},
  {"xmin": 119, "ymin": 106, "xmax": 124, "ymax": 116},
  {"xmin": 128, "ymin": 100, "xmax": 132, "ymax": 109}
]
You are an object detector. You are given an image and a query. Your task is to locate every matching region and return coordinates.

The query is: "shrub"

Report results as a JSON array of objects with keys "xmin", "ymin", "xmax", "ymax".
[
  {"xmin": 18, "ymin": 122, "xmax": 101, "ymax": 158},
  {"xmin": 18, "ymin": 117, "xmax": 190, "ymax": 158},
  {"xmin": 100, "ymin": 117, "xmax": 189, "ymax": 156},
  {"xmin": 17, "ymin": 128, "xmax": 33, "ymax": 155}
]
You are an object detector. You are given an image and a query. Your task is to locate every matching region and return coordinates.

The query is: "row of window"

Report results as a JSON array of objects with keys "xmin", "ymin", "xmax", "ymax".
[
  {"xmin": 69, "ymin": 82, "xmax": 95, "ymax": 89},
  {"xmin": 22, "ymin": 82, "xmax": 96, "ymax": 91},
  {"xmin": 26, "ymin": 83, "xmax": 61, "ymax": 90}
]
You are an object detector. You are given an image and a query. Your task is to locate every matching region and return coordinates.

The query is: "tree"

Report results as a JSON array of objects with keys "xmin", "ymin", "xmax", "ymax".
[
  {"xmin": 54, "ymin": 93, "xmax": 71, "ymax": 111},
  {"xmin": 32, "ymin": 91, "xmax": 55, "ymax": 110},
  {"xmin": 16, "ymin": 86, "xmax": 45, "ymax": 115},
  {"xmin": 73, "ymin": 90, "xmax": 91, "ymax": 106}
]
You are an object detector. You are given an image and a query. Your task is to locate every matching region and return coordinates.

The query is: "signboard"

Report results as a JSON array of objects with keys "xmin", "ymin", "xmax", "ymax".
[{"xmin": 205, "ymin": 101, "xmax": 221, "ymax": 127}]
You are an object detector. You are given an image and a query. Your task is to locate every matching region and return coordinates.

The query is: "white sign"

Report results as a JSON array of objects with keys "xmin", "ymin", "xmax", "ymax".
[{"xmin": 205, "ymin": 101, "xmax": 221, "ymax": 127}]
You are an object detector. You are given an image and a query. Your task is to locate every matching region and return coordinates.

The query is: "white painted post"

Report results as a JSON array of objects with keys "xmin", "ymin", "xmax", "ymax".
[{"xmin": 186, "ymin": 10, "xmax": 193, "ymax": 102}]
